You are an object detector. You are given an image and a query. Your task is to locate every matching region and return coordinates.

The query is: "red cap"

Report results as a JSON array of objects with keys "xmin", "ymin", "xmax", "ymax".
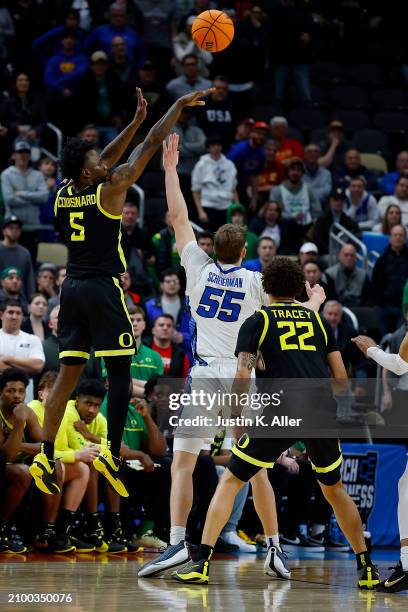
[{"xmin": 252, "ymin": 121, "xmax": 270, "ymax": 131}]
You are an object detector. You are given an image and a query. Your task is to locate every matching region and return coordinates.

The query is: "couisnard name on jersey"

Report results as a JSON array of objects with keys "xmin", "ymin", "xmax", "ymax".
[{"xmin": 207, "ymin": 271, "xmax": 243, "ymax": 288}]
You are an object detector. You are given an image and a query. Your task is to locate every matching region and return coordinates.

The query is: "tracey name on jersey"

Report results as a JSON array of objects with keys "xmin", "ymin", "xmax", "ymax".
[{"xmin": 169, "ymin": 415, "xmax": 303, "ymax": 427}]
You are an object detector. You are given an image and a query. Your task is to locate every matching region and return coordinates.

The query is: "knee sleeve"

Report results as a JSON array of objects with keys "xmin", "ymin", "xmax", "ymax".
[{"xmin": 104, "ymin": 355, "xmax": 131, "ymax": 378}]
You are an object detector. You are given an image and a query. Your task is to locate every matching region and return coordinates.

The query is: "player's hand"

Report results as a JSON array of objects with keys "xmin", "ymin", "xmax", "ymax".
[
  {"xmin": 75, "ymin": 445, "xmax": 100, "ymax": 463},
  {"xmin": 305, "ymin": 281, "xmax": 326, "ymax": 305},
  {"xmin": 134, "ymin": 87, "xmax": 148, "ymax": 124},
  {"xmin": 351, "ymin": 335, "xmax": 377, "ymax": 355},
  {"xmin": 74, "ymin": 420, "xmax": 91, "ymax": 438},
  {"xmin": 280, "ymin": 455, "xmax": 299, "ymax": 475},
  {"xmin": 178, "ymin": 88, "xmax": 215, "ymax": 108},
  {"xmin": 198, "ymin": 209, "xmax": 209, "ymax": 224},
  {"xmin": 13, "ymin": 403, "xmax": 31, "ymax": 424},
  {"xmin": 163, "ymin": 132, "xmax": 179, "ymax": 172},
  {"xmin": 139, "ymin": 452, "xmax": 155, "ymax": 472}
]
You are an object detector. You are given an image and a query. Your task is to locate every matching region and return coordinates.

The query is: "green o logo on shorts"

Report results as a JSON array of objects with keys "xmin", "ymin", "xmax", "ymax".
[{"xmin": 119, "ymin": 332, "xmax": 133, "ymax": 348}]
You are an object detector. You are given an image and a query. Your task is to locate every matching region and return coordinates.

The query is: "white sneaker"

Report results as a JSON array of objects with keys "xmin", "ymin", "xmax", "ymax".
[
  {"xmin": 264, "ymin": 546, "xmax": 291, "ymax": 580},
  {"xmin": 222, "ymin": 531, "xmax": 257, "ymax": 553}
]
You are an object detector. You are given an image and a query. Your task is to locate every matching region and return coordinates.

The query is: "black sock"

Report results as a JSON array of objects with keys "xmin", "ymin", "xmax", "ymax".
[
  {"xmin": 105, "ymin": 356, "xmax": 131, "ymax": 457},
  {"xmin": 58, "ymin": 508, "xmax": 75, "ymax": 533},
  {"xmin": 198, "ymin": 544, "xmax": 213, "ymax": 561},
  {"xmin": 356, "ymin": 551, "xmax": 372, "ymax": 569},
  {"xmin": 42, "ymin": 441, "xmax": 55, "ymax": 461}
]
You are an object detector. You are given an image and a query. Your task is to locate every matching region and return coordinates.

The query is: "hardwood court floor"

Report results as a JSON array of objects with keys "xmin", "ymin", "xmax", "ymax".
[{"xmin": 0, "ymin": 551, "xmax": 407, "ymax": 611}]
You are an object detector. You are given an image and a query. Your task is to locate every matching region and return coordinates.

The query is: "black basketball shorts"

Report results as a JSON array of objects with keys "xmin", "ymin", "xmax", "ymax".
[{"xmin": 58, "ymin": 276, "xmax": 135, "ymax": 360}]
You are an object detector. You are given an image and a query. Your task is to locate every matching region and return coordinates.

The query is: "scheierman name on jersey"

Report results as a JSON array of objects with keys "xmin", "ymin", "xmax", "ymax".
[{"xmin": 207, "ymin": 272, "xmax": 243, "ymax": 288}]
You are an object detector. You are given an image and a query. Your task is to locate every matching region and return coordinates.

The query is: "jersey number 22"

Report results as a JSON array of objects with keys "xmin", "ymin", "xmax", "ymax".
[{"xmin": 196, "ymin": 287, "xmax": 245, "ymax": 322}]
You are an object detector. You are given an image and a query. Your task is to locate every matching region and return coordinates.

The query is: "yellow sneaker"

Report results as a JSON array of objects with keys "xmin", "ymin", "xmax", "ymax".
[
  {"xmin": 29, "ymin": 452, "xmax": 60, "ymax": 495},
  {"xmin": 93, "ymin": 449, "xmax": 129, "ymax": 497}
]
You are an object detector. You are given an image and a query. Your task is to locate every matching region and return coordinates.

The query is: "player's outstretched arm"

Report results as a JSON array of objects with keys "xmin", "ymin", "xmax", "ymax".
[
  {"xmin": 352, "ymin": 333, "xmax": 408, "ymax": 375},
  {"xmin": 99, "ymin": 87, "xmax": 148, "ymax": 170},
  {"xmin": 163, "ymin": 133, "xmax": 195, "ymax": 255},
  {"xmin": 101, "ymin": 88, "xmax": 214, "ymax": 216}
]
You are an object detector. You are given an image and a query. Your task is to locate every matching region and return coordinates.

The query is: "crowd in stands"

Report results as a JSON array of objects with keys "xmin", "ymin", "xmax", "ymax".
[{"xmin": 1, "ymin": 0, "xmax": 408, "ymax": 555}]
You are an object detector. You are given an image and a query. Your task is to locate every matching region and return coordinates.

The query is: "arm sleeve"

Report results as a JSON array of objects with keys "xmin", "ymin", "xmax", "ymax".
[
  {"xmin": 367, "ymin": 346, "xmax": 408, "ymax": 375},
  {"xmin": 235, "ymin": 312, "xmax": 265, "ymax": 357},
  {"xmin": 180, "ymin": 241, "xmax": 211, "ymax": 289}
]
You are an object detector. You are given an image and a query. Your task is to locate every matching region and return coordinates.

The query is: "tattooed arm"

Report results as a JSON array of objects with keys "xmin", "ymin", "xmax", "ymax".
[
  {"xmin": 231, "ymin": 351, "xmax": 257, "ymax": 419},
  {"xmin": 99, "ymin": 88, "xmax": 147, "ymax": 170},
  {"xmin": 101, "ymin": 87, "xmax": 214, "ymax": 216}
]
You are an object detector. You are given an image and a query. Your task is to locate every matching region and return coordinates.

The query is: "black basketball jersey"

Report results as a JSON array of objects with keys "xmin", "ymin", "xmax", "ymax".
[
  {"xmin": 54, "ymin": 182, "xmax": 126, "ymax": 278},
  {"xmin": 235, "ymin": 302, "xmax": 338, "ymax": 378}
]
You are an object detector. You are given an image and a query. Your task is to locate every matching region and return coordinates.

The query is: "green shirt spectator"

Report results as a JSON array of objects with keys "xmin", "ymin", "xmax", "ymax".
[{"xmin": 226, "ymin": 202, "xmax": 259, "ymax": 260}]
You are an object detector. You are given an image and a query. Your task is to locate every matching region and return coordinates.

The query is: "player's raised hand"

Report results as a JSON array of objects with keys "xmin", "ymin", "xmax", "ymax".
[
  {"xmin": 178, "ymin": 88, "xmax": 215, "ymax": 107},
  {"xmin": 163, "ymin": 133, "xmax": 179, "ymax": 172},
  {"xmin": 351, "ymin": 335, "xmax": 377, "ymax": 355},
  {"xmin": 134, "ymin": 87, "xmax": 148, "ymax": 124},
  {"xmin": 305, "ymin": 281, "xmax": 326, "ymax": 306}
]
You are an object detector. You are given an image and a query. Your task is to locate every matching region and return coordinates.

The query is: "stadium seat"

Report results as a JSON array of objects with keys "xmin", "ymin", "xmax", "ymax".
[
  {"xmin": 139, "ymin": 171, "xmax": 165, "ymax": 197},
  {"xmin": 351, "ymin": 129, "xmax": 389, "ymax": 154},
  {"xmin": 372, "ymin": 88, "xmax": 408, "ymax": 112},
  {"xmin": 329, "ymin": 86, "xmax": 370, "ymax": 110},
  {"xmin": 349, "ymin": 306, "xmax": 381, "ymax": 341},
  {"xmin": 329, "ymin": 110, "xmax": 371, "ymax": 132},
  {"xmin": 287, "ymin": 108, "xmax": 328, "ymax": 132},
  {"xmin": 310, "ymin": 84, "xmax": 330, "ymax": 109},
  {"xmin": 360, "ymin": 153, "xmax": 388, "ymax": 175},
  {"xmin": 349, "ymin": 63, "xmax": 384, "ymax": 88},
  {"xmin": 361, "ymin": 232, "xmax": 389, "ymax": 255},
  {"xmin": 310, "ymin": 62, "xmax": 347, "ymax": 86},
  {"xmin": 286, "ymin": 126, "xmax": 305, "ymax": 145},
  {"xmin": 373, "ymin": 111, "xmax": 408, "ymax": 133},
  {"xmin": 37, "ymin": 243, "xmax": 68, "ymax": 266}
]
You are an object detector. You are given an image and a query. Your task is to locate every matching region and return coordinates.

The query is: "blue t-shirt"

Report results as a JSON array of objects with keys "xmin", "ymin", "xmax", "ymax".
[
  {"xmin": 227, "ymin": 140, "xmax": 265, "ymax": 186},
  {"xmin": 242, "ymin": 258, "xmax": 262, "ymax": 272}
]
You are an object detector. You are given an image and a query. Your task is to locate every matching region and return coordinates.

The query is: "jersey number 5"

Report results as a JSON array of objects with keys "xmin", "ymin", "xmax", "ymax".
[
  {"xmin": 277, "ymin": 321, "xmax": 316, "ymax": 351},
  {"xmin": 196, "ymin": 287, "xmax": 245, "ymax": 322},
  {"xmin": 70, "ymin": 212, "xmax": 85, "ymax": 242}
]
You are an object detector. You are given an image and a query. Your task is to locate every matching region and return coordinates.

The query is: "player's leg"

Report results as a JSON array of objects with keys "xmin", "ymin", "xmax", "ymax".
[
  {"xmin": 0, "ymin": 464, "xmax": 31, "ymax": 553},
  {"xmin": 307, "ymin": 439, "xmax": 380, "ymax": 589},
  {"xmin": 138, "ymin": 439, "xmax": 202, "ymax": 577},
  {"xmin": 251, "ymin": 469, "xmax": 291, "ymax": 579}
]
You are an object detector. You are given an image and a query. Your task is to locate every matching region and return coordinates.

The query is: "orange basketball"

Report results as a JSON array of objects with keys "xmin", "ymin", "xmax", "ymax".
[{"xmin": 191, "ymin": 10, "xmax": 234, "ymax": 53}]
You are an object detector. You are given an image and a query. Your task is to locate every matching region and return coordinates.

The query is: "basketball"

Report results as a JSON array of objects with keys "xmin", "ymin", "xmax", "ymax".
[{"xmin": 191, "ymin": 10, "xmax": 234, "ymax": 53}]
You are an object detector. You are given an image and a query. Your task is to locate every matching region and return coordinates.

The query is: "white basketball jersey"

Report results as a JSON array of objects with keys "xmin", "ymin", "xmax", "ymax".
[{"xmin": 181, "ymin": 241, "xmax": 269, "ymax": 362}]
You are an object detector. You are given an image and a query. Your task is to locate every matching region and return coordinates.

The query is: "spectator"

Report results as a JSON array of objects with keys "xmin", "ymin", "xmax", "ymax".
[
  {"xmin": 47, "ymin": 266, "xmax": 66, "ymax": 314},
  {"xmin": 270, "ymin": 157, "xmax": 321, "ymax": 247},
  {"xmin": 0, "ymin": 267, "xmax": 28, "ymax": 315},
  {"xmin": 268, "ymin": 0, "xmax": 313, "ymax": 108},
  {"xmin": 38, "ymin": 157, "xmax": 57, "ymax": 242},
  {"xmin": 227, "ymin": 121, "xmax": 268, "ymax": 209},
  {"xmin": 378, "ymin": 174, "xmax": 408, "ymax": 226},
  {"xmin": 324, "ymin": 243, "xmax": 370, "ymax": 307},
  {"xmin": 234, "ymin": 117, "xmax": 255, "ymax": 144},
  {"xmin": 257, "ymin": 140, "xmax": 285, "ymax": 199},
  {"xmin": 21, "ymin": 293, "xmax": 50, "ymax": 341},
  {"xmin": 0, "ymin": 73, "xmax": 46, "ymax": 157},
  {"xmin": 32, "ymin": 8, "xmax": 86, "ymax": 64},
  {"xmin": 318, "ymin": 120, "xmax": 353, "ymax": 171},
  {"xmin": 153, "ymin": 212, "xmax": 180, "ymax": 274},
  {"xmin": 126, "ymin": 306, "xmax": 163, "ymax": 398},
  {"xmin": 344, "ymin": 176, "xmax": 378, "ymax": 230},
  {"xmin": 84, "ymin": 2, "xmax": 146, "ymax": 64},
  {"xmin": 297, "ymin": 261, "xmax": 335, "ymax": 303},
  {"xmin": 310, "ymin": 188, "xmax": 360, "ymax": 256},
  {"xmin": 109, "ymin": 36, "xmax": 137, "ymax": 95},
  {"xmin": 1, "ymin": 141, "xmax": 48, "ymax": 261},
  {"xmin": 238, "ymin": 5, "xmax": 269, "ymax": 82},
  {"xmin": 121, "ymin": 271, "xmax": 141, "ymax": 309},
  {"xmin": 121, "ymin": 201, "xmax": 156, "ymax": 297},
  {"xmin": 36, "ymin": 264, "xmax": 57, "ymax": 300},
  {"xmin": 77, "ymin": 51, "xmax": 123, "ymax": 148},
  {"xmin": 0, "ymin": 299, "xmax": 45, "ymax": 401},
  {"xmin": 196, "ymin": 76, "xmax": 237, "ymax": 149},
  {"xmin": 172, "ymin": 15, "xmax": 212, "ymax": 77},
  {"xmin": 333, "ymin": 149, "xmax": 378, "ymax": 192},
  {"xmin": 372, "ymin": 204, "xmax": 402, "ymax": 234},
  {"xmin": 9, "ymin": 0, "xmax": 49, "ymax": 72},
  {"xmin": 42, "ymin": 305, "xmax": 100, "ymax": 379},
  {"xmin": 303, "ymin": 143, "xmax": 332, "ymax": 205},
  {"xmin": 145, "ymin": 270, "xmax": 191, "ymax": 358},
  {"xmin": 243, "ymin": 236, "xmax": 276, "ymax": 272},
  {"xmin": 322, "ymin": 300, "xmax": 368, "ymax": 378},
  {"xmin": 44, "ymin": 28, "xmax": 89, "ymax": 134},
  {"xmin": 133, "ymin": 0, "xmax": 178, "ymax": 76},
  {"xmin": 298, "ymin": 242, "xmax": 320, "ymax": 267},
  {"xmin": 78, "ymin": 123, "xmax": 100, "ymax": 147},
  {"xmin": 248, "ymin": 200, "xmax": 292, "ymax": 254},
  {"xmin": 197, "ymin": 231, "xmax": 214, "ymax": 256},
  {"xmin": 148, "ymin": 314, "xmax": 190, "ymax": 378},
  {"xmin": 191, "ymin": 136, "xmax": 238, "ymax": 231},
  {"xmin": 135, "ymin": 61, "xmax": 172, "ymax": 133},
  {"xmin": 226, "ymin": 202, "xmax": 259, "ymax": 260},
  {"xmin": 166, "ymin": 53, "xmax": 211, "ymax": 100},
  {"xmin": 0, "ymin": 216, "xmax": 35, "ymax": 299},
  {"xmin": 269, "ymin": 116, "xmax": 304, "ymax": 165},
  {"xmin": 0, "ymin": 5, "xmax": 14, "ymax": 65},
  {"xmin": 379, "ymin": 150, "xmax": 408, "ymax": 195},
  {"xmin": 371, "ymin": 225, "xmax": 408, "ymax": 336}
]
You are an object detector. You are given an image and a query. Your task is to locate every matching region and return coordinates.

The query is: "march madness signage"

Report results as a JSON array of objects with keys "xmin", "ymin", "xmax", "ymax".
[
  {"xmin": 341, "ymin": 450, "xmax": 378, "ymax": 530},
  {"xmin": 341, "ymin": 443, "xmax": 407, "ymax": 546}
]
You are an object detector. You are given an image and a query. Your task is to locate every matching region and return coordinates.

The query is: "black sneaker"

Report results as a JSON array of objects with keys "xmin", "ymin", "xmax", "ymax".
[
  {"xmin": 35, "ymin": 526, "xmax": 76, "ymax": 554},
  {"xmin": 84, "ymin": 513, "xmax": 126, "ymax": 554},
  {"xmin": 377, "ymin": 562, "xmax": 408, "ymax": 593},
  {"xmin": 172, "ymin": 558, "xmax": 210, "ymax": 584},
  {"xmin": 214, "ymin": 537, "xmax": 239, "ymax": 553},
  {"xmin": 105, "ymin": 515, "xmax": 138, "ymax": 553},
  {"xmin": 0, "ymin": 524, "xmax": 27, "ymax": 554},
  {"xmin": 93, "ymin": 450, "xmax": 129, "ymax": 497},
  {"xmin": 358, "ymin": 563, "xmax": 381, "ymax": 589},
  {"xmin": 65, "ymin": 532, "xmax": 95, "ymax": 554},
  {"xmin": 138, "ymin": 541, "xmax": 191, "ymax": 578}
]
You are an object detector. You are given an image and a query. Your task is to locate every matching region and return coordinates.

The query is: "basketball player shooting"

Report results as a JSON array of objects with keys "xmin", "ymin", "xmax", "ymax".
[{"xmin": 29, "ymin": 87, "xmax": 214, "ymax": 498}]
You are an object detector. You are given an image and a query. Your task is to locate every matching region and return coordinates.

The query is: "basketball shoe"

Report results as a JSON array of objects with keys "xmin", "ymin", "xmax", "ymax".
[
  {"xmin": 29, "ymin": 449, "xmax": 60, "ymax": 495},
  {"xmin": 138, "ymin": 541, "xmax": 191, "ymax": 577},
  {"xmin": 357, "ymin": 562, "xmax": 381, "ymax": 589},
  {"xmin": 0, "ymin": 524, "xmax": 27, "ymax": 554},
  {"xmin": 84, "ymin": 512, "xmax": 126, "ymax": 553},
  {"xmin": 93, "ymin": 449, "xmax": 129, "ymax": 497},
  {"xmin": 172, "ymin": 558, "xmax": 211, "ymax": 584},
  {"xmin": 377, "ymin": 563, "xmax": 408, "ymax": 593},
  {"xmin": 34, "ymin": 524, "xmax": 76, "ymax": 553},
  {"xmin": 264, "ymin": 546, "xmax": 291, "ymax": 580}
]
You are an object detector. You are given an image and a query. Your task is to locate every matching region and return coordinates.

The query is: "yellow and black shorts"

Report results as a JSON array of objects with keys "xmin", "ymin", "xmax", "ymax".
[
  {"xmin": 229, "ymin": 435, "xmax": 342, "ymax": 486},
  {"xmin": 58, "ymin": 276, "xmax": 135, "ymax": 361}
]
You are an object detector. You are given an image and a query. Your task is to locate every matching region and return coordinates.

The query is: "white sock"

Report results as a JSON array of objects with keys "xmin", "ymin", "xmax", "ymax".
[
  {"xmin": 310, "ymin": 523, "xmax": 325, "ymax": 537},
  {"xmin": 401, "ymin": 546, "xmax": 408, "ymax": 572},
  {"xmin": 266, "ymin": 534, "xmax": 280, "ymax": 550},
  {"xmin": 170, "ymin": 526, "xmax": 186, "ymax": 546}
]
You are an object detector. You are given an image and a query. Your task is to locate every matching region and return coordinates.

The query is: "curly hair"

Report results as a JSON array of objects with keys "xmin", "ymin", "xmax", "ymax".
[
  {"xmin": 59, "ymin": 137, "xmax": 95, "ymax": 182},
  {"xmin": 262, "ymin": 257, "xmax": 304, "ymax": 298},
  {"xmin": 0, "ymin": 368, "xmax": 29, "ymax": 391}
]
